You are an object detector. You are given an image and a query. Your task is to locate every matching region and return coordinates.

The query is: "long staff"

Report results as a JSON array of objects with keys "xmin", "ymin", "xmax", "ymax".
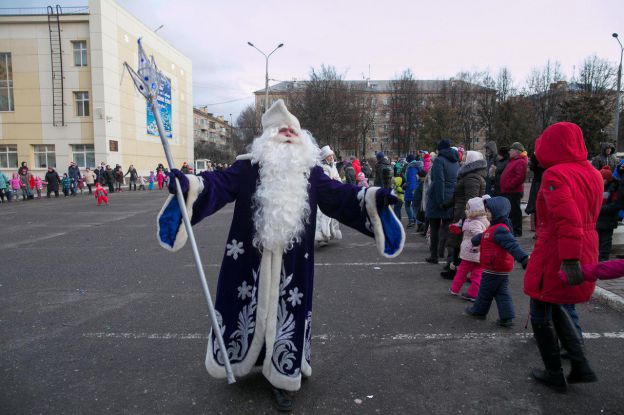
[{"xmin": 124, "ymin": 39, "xmax": 235, "ymax": 384}]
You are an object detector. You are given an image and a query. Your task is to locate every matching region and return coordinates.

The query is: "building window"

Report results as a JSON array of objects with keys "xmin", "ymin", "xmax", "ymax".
[
  {"xmin": 33, "ymin": 145, "xmax": 56, "ymax": 168},
  {"xmin": 73, "ymin": 41, "xmax": 87, "ymax": 66},
  {"xmin": 74, "ymin": 91, "xmax": 89, "ymax": 116},
  {"xmin": 109, "ymin": 140, "xmax": 118, "ymax": 152},
  {"xmin": 0, "ymin": 144, "xmax": 17, "ymax": 168},
  {"xmin": 0, "ymin": 53, "xmax": 14, "ymax": 112},
  {"xmin": 72, "ymin": 144, "xmax": 95, "ymax": 168}
]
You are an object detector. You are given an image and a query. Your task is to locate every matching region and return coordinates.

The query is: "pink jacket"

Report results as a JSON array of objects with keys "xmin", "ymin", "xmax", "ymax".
[
  {"xmin": 9, "ymin": 174, "xmax": 22, "ymax": 190},
  {"xmin": 356, "ymin": 172, "xmax": 368, "ymax": 188},
  {"xmin": 558, "ymin": 259, "xmax": 624, "ymax": 283},
  {"xmin": 459, "ymin": 216, "xmax": 489, "ymax": 262}
]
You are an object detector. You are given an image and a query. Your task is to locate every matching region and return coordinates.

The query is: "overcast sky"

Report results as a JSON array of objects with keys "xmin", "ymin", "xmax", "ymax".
[{"xmin": 9, "ymin": 0, "xmax": 624, "ymax": 121}]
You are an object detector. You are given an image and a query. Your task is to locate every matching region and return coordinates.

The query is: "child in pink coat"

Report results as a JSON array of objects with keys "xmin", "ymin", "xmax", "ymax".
[
  {"xmin": 34, "ymin": 176, "xmax": 44, "ymax": 198},
  {"xmin": 558, "ymin": 259, "xmax": 624, "ymax": 283},
  {"xmin": 356, "ymin": 172, "xmax": 369, "ymax": 188},
  {"xmin": 450, "ymin": 197, "xmax": 490, "ymax": 300},
  {"xmin": 156, "ymin": 169, "xmax": 165, "ymax": 190}
]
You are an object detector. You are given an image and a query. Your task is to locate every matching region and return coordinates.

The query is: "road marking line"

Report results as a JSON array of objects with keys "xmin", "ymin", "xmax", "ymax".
[
  {"xmin": 82, "ymin": 331, "xmax": 624, "ymax": 341},
  {"xmin": 184, "ymin": 261, "xmax": 428, "ymax": 268}
]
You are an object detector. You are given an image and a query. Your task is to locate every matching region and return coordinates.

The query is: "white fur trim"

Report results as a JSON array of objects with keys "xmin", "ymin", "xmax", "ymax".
[
  {"xmin": 261, "ymin": 250, "xmax": 302, "ymax": 391},
  {"xmin": 156, "ymin": 175, "xmax": 203, "ymax": 252},
  {"xmin": 364, "ymin": 187, "xmax": 406, "ymax": 259},
  {"xmin": 204, "ymin": 249, "xmax": 274, "ymax": 379},
  {"xmin": 235, "ymin": 153, "xmax": 253, "ymax": 161}
]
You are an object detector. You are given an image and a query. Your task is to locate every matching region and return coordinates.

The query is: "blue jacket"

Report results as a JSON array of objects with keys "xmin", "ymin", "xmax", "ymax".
[
  {"xmin": 0, "ymin": 172, "xmax": 9, "ymax": 190},
  {"xmin": 404, "ymin": 160, "xmax": 423, "ymax": 202},
  {"xmin": 425, "ymin": 148, "xmax": 460, "ymax": 219},
  {"xmin": 471, "ymin": 196, "xmax": 528, "ymax": 262}
]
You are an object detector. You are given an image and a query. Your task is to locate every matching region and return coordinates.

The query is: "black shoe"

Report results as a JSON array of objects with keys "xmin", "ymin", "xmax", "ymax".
[
  {"xmin": 464, "ymin": 307, "xmax": 486, "ymax": 320},
  {"xmin": 531, "ymin": 319, "xmax": 567, "ymax": 392},
  {"xmin": 551, "ymin": 305, "xmax": 597, "ymax": 384},
  {"xmin": 425, "ymin": 257, "xmax": 438, "ymax": 264},
  {"xmin": 497, "ymin": 319, "xmax": 514, "ymax": 328},
  {"xmin": 272, "ymin": 388, "xmax": 294, "ymax": 412},
  {"xmin": 531, "ymin": 368, "xmax": 567, "ymax": 393},
  {"xmin": 440, "ymin": 270, "xmax": 455, "ymax": 280},
  {"xmin": 407, "ymin": 222, "xmax": 415, "ymax": 228},
  {"xmin": 460, "ymin": 292, "xmax": 476, "ymax": 302},
  {"xmin": 567, "ymin": 363, "xmax": 598, "ymax": 384}
]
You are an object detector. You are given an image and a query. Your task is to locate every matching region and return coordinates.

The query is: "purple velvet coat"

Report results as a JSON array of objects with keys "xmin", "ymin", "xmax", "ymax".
[{"xmin": 157, "ymin": 158, "xmax": 404, "ymax": 391}]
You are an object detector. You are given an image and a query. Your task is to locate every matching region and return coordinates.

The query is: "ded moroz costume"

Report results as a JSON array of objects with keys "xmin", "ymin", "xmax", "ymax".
[{"xmin": 156, "ymin": 100, "xmax": 405, "ymax": 403}]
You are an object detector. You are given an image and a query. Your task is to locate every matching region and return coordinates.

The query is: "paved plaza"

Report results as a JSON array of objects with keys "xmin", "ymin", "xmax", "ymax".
[{"xmin": 2, "ymin": 191, "xmax": 624, "ymax": 414}]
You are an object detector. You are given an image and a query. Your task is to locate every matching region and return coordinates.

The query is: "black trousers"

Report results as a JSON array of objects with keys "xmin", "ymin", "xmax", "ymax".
[
  {"xmin": 503, "ymin": 193, "xmax": 523, "ymax": 236},
  {"xmin": 428, "ymin": 218, "xmax": 451, "ymax": 260},
  {"xmin": 597, "ymin": 228, "xmax": 614, "ymax": 262},
  {"xmin": 47, "ymin": 189, "xmax": 59, "ymax": 198}
]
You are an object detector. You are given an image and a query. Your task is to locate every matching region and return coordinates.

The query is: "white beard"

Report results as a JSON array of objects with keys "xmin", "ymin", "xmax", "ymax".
[{"xmin": 250, "ymin": 127, "xmax": 320, "ymax": 252}]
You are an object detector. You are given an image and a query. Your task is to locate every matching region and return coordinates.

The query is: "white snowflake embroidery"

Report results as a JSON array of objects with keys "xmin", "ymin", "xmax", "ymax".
[
  {"xmin": 304, "ymin": 253, "xmax": 309, "ymax": 259},
  {"xmin": 237, "ymin": 281, "xmax": 252, "ymax": 300},
  {"xmin": 226, "ymin": 239, "xmax": 245, "ymax": 260},
  {"xmin": 287, "ymin": 287, "xmax": 303, "ymax": 307}
]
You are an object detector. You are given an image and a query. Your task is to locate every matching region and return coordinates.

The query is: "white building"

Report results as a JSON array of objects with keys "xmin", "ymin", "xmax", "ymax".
[{"xmin": 0, "ymin": 0, "xmax": 193, "ymax": 177}]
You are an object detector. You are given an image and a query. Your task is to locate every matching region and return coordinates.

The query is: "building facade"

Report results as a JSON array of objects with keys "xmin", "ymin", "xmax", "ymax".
[
  {"xmin": 193, "ymin": 106, "xmax": 233, "ymax": 147},
  {"xmin": 0, "ymin": 0, "xmax": 193, "ymax": 177}
]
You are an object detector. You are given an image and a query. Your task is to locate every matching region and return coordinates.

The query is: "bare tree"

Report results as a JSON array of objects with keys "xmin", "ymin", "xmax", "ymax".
[
  {"xmin": 290, "ymin": 65, "xmax": 350, "ymax": 154},
  {"xmin": 575, "ymin": 54, "xmax": 617, "ymax": 95},
  {"xmin": 347, "ymin": 82, "xmax": 377, "ymax": 158},
  {"xmin": 234, "ymin": 104, "xmax": 260, "ymax": 154},
  {"xmin": 389, "ymin": 69, "xmax": 421, "ymax": 155},
  {"xmin": 525, "ymin": 60, "xmax": 566, "ymax": 131}
]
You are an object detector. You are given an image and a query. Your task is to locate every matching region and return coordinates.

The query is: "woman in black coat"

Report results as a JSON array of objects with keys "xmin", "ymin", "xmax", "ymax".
[{"xmin": 44, "ymin": 167, "xmax": 61, "ymax": 198}]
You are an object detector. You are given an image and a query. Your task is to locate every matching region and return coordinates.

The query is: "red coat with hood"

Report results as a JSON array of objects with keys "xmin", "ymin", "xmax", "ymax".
[
  {"xmin": 523, "ymin": 122, "xmax": 603, "ymax": 304},
  {"xmin": 351, "ymin": 159, "xmax": 362, "ymax": 178},
  {"xmin": 500, "ymin": 153, "xmax": 528, "ymax": 194}
]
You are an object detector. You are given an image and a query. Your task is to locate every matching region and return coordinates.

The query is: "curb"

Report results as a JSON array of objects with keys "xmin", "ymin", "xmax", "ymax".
[{"xmin": 592, "ymin": 286, "xmax": 624, "ymax": 312}]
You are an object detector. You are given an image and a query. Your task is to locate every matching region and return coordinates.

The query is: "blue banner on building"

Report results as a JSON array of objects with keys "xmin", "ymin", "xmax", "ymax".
[{"xmin": 147, "ymin": 75, "xmax": 172, "ymax": 138}]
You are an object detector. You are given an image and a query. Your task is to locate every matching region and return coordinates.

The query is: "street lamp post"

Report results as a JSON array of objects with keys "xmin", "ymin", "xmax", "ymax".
[
  {"xmin": 614, "ymin": 33, "xmax": 623, "ymax": 151},
  {"xmin": 247, "ymin": 42, "xmax": 284, "ymax": 111}
]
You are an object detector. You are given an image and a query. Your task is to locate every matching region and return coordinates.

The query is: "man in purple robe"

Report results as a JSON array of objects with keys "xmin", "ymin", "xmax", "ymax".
[{"xmin": 157, "ymin": 100, "xmax": 405, "ymax": 411}]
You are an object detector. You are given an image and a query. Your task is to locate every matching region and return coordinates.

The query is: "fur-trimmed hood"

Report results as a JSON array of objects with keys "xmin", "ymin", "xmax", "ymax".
[{"xmin": 458, "ymin": 159, "xmax": 487, "ymax": 178}]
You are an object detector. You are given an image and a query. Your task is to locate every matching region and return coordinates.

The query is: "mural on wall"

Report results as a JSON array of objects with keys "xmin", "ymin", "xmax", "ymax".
[{"xmin": 146, "ymin": 74, "xmax": 172, "ymax": 138}]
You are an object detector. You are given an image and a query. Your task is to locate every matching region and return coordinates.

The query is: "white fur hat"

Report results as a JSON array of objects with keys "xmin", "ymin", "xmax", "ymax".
[
  {"xmin": 261, "ymin": 99, "xmax": 301, "ymax": 132},
  {"xmin": 466, "ymin": 196, "xmax": 486, "ymax": 215},
  {"xmin": 463, "ymin": 150, "xmax": 485, "ymax": 164},
  {"xmin": 320, "ymin": 145, "xmax": 334, "ymax": 159}
]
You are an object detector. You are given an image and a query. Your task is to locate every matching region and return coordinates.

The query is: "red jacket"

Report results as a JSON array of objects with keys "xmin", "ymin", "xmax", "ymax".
[
  {"xmin": 480, "ymin": 223, "xmax": 515, "ymax": 273},
  {"xmin": 524, "ymin": 122, "xmax": 603, "ymax": 304},
  {"xmin": 500, "ymin": 153, "xmax": 528, "ymax": 194},
  {"xmin": 352, "ymin": 159, "xmax": 362, "ymax": 178}
]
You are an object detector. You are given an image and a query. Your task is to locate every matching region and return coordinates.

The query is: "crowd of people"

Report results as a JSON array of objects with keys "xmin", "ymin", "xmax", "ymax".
[
  {"xmin": 310, "ymin": 125, "xmax": 620, "ymax": 395},
  {"xmin": 0, "ymin": 161, "xmax": 181, "ymax": 203}
]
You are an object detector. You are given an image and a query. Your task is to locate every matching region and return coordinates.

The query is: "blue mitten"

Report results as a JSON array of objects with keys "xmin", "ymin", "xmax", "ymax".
[{"xmin": 167, "ymin": 169, "xmax": 189, "ymax": 194}]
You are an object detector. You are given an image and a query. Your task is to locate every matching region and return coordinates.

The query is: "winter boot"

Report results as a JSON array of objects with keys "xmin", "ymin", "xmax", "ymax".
[
  {"xmin": 272, "ymin": 388, "xmax": 294, "ymax": 412},
  {"xmin": 552, "ymin": 305, "xmax": 597, "ymax": 384},
  {"xmin": 530, "ymin": 321, "xmax": 567, "ymax": 393}
]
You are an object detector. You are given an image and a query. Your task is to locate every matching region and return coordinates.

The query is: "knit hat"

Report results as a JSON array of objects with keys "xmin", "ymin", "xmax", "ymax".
[
  {"xmin": 601, "ymin": 165, "xmax": 613, "ymax": 182},
  {"xmin": 261, "ymin": 99, "xmax": 301, "ymax": 132},
  {"xmin": 437, "ymin": 139, "xmax": 451, "ymax": 151},
  {"xmin": 511, "ymin": 142, "xmax": 525, "ymax": 152},
  {"xmin": 376, "ymin": 151, "xmax": 385, "ymax": 161},
  {"xmin": 406, "ymin": 154, "xmax": 416, "ymax": 162},
  {"xmin": 319, "ymin": 145, "xmax": 334, "ymax": 160},
  {"xmin": 465, "ymin": 197, "xmax": 486, "ymax": 218},
  {"xmin": 498, "ymin": 146, "xmax": 510, "ymax": 157}
]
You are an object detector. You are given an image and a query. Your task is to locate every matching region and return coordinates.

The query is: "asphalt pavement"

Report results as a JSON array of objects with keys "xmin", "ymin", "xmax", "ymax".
[{"xmin": 1, "ymin": 190, "xmax": 624, "ymax": 414}]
